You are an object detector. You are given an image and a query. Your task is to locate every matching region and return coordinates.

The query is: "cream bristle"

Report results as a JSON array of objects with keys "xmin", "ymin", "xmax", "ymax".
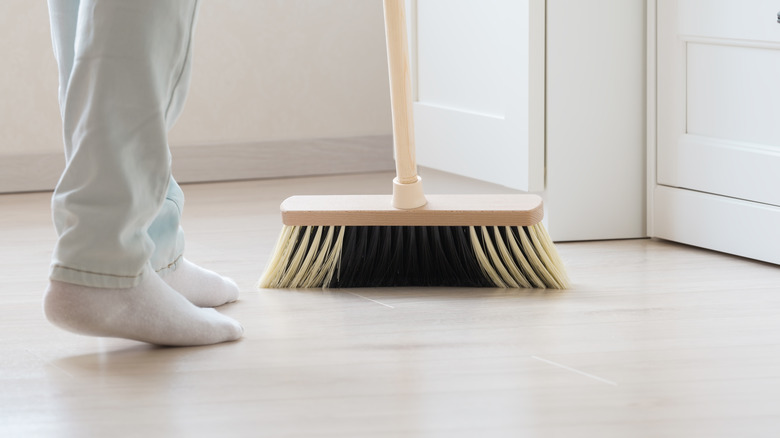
[
  {"xmin": 258, "ymin": 225, "xmax": 296, "ymax": 288},
  {"xmin": 516, "ymin": 225, "xmax": 555, "ymax": 288},
  {"xmin": 481, "ymin": 226, "xmax": 520, "ymax": 288},
  {"xmin": 527, "ymin": 224, "xmax": 559, "ymax": 288},
  {"xmin": 493, "ymin": 226, "xmax": 533, "ymax": 288},
  {"xmin": 290, "ymin": 226, "xmax": 324, "ymax": 287},
  {"xmin": 529, "ymin": 223, "xmax": 570, "ymax": 288},
  {"xmin": 306, "ymin": 226, "xmax": 343, "ymax": 288},
  {"xmin": 302, "ymin": 226, "xmax": 335, "ymax": 288},
  {"xmin": 322, "ymin": 226, "xmax": 345, "ymax": 287},
  {"xmin": 506, "ymin": 226, "xmax": 546, "ymax": 288},
  {"xmin": 260, "ymin": 226, "xmax": 346, "ymax": 288},
  {"xmin": 470, "ymin": 226, "xmax": 506, "ymax": 287},
  {"xmin": 278, "ymin": 226, "xmax": 312, "ymax": 287}
]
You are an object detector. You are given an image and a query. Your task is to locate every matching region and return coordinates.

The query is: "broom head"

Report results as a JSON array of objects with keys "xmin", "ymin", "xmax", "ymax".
[{"xmin": 259, "ymin": 194, "xmax": 569, "ymax": 289}]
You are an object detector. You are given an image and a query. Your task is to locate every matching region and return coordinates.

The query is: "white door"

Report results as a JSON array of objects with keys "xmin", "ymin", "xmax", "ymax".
[
  {"xmin": 405, "ymin": 0, "xmax": 545, "ymax": 192},
  {"xmin": 654, "ymin": 0, "xmax": 780, "ymax": 264}
]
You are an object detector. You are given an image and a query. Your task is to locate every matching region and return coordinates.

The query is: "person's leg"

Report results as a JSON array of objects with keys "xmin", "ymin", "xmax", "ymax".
[
  {"xmin": 136, "ymin": 0, "xmax": 239, "ymax": 308},
  {"xmin": 44, "ymin": 0, "xmax": 242, "ymax": 345},
  {"xmin": 47, "ymin": 0, "xmax": 79, "ymax": 116},
  {"xmin": 149, "ymin": 177, "xmax": 241, "ymax": 308}
]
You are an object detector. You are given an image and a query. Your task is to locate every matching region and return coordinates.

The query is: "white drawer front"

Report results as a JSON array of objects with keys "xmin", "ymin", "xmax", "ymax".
[
  {"xmin": 679, "ymin": 0, "xmax": 780, "ymax": 43},
  {"xmin": 687, "ymin": 43, "xmax": 780, "ymax": 147}
]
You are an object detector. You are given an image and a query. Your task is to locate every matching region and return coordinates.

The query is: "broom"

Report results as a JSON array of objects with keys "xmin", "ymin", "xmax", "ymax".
[{"xmin": 258, "ymin": 0, "xmax": 569, "ymax": 289}]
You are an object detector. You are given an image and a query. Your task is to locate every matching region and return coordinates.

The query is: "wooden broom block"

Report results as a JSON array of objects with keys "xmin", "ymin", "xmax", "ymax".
[{"xmin": 280, "ymin": 194, "xmax": 544, "ymax": 226}]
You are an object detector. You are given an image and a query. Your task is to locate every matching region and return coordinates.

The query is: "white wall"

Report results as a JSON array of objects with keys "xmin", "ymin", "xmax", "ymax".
[{"xmin": 0, "ymin": 0, "xmax": 393, "ymax": 191}]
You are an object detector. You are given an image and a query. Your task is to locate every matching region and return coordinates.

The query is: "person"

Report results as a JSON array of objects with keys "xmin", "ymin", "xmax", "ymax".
[{"xmin": 43, "ymin": 0, "xmax": 243, "ymax": 346}]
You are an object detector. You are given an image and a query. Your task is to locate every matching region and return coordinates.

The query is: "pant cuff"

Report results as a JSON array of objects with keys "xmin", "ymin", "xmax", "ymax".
[{"xmin": 50, "ymin": 264, "xmax": 146, "ymax": 289}]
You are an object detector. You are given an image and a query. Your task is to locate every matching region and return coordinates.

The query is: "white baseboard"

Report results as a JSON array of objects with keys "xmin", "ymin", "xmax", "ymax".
[
  {"xmin": 0, "ymin": 135, "xmax": 394, "ymax": 194},
  {"xmin": 653, "ymin": 185, "xmax": 780, "ymax": 265}
]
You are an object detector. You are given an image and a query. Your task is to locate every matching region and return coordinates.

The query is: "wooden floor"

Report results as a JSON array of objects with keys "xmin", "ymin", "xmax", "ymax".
[{"xmin": 3, "ymin": 170, "xmax": 780, "ymax": 437}]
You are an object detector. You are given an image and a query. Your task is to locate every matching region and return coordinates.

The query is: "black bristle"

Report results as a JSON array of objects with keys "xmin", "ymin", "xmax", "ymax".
[
  {"xmin": 443, "ymin": 226, "xmax": 494, "ymax": 287},
  {"xmin": 329, "ymin": 226, "xmax": 495, "ymax": 288}
]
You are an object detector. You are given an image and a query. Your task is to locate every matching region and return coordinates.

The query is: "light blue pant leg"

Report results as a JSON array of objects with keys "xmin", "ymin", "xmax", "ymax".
[
  {"xmin": 48, "ymin": 0, "xmax": 200, "ymax": 288},
  {"xmin": 148, "ymin": 177, "xmax": 187, "ymax": 275},
  {"xmin": 47, "ymin": 0, "xmax": 80, "ymax": 115}
]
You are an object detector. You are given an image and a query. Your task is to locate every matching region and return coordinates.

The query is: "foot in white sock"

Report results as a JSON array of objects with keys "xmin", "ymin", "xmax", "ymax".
[
  {"xmin": 44, "ymin": 267, "xmax": 243, "ymax": 347},
  {"xmin": 161, "ymin": 258, "xmax": 240, "ymax": 308}
]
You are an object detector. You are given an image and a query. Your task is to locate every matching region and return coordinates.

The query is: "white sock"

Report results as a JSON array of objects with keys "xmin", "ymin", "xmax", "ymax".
[
  {"xmin": 161, "ymin": 258, "xmax": 240, "ymax": 308},
  {"xmin": 44, "ymin": 267, "xmax": 243, "ymax": 347}
]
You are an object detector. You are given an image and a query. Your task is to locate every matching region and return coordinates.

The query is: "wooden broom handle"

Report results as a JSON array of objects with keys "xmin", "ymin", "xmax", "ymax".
[{"xmin": 383, "ymin": 0, "xmax": 418, "ymax": 185}]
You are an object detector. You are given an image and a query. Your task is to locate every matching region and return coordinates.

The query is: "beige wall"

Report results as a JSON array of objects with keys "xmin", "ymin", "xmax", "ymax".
[
  {"xmin": 170, "ymin": 0, "xmax": 391, "ymax": 146},
  {"xmin": 0, "ymin": 0, "xmax": 391, "ymax": 156},
  {"xmin": 0, "ymin": 0, "xmax": 61, "ymax": 156}
]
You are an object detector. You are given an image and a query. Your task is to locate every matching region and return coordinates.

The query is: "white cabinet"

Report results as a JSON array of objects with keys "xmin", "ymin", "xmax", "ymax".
[
  {"xmin": 409, "ymin": 0, "xmax": 648, "ymax": 241},
  {"xmin": 652, "ymin": 0, "xmax": 780, "ymax": 264}
]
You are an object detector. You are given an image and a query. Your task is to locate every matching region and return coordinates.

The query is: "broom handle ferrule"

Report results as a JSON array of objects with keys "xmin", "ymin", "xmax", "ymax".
[{"xmin": 384, "ymin": 0, "xmax": 427, "ymax": 209}]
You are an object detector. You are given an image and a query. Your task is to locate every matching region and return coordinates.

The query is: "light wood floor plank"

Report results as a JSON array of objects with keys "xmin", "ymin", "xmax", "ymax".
[{"xmin": 2, "ymin": 170, "xmax": 780, "ymax": 437}]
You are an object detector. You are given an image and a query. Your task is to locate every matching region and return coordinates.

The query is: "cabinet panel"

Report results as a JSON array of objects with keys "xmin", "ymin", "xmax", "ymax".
[
  {"xmin": 659, "ymin": 0, "xmax": 780, "ymax": 208},
  {"xmin": 679, "ymin": 0, "xmax": 780, "ymax": 43},
  {"xmin": 673, "ymin": 134, "xmax": 780, "ymax": 206},
  {"xmin": 687, "ymin": 43, "xmax": 780, "ymax": 146}
]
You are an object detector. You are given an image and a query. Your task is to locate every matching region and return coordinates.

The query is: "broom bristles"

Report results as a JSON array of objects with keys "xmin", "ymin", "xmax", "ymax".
[{"xmin": 259, "ymin": 223, "xmax": 569, "ymax": 289}]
